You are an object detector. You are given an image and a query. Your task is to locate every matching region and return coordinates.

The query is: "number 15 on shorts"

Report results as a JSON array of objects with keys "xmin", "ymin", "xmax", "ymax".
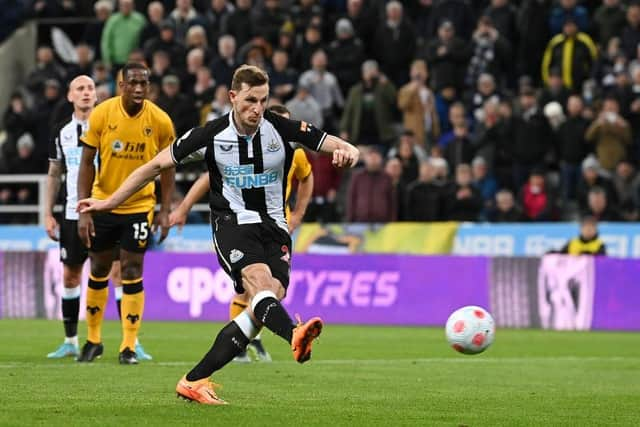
[{"xmin": 133, "ymin": 222, "xmax": 149, "ymax": 248}]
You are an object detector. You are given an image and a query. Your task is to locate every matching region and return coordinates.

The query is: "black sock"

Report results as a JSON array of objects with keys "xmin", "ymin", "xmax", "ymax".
[
  {"xmin": 186, "ymin": 322, "xmax": 250, "ymax": 381},
  {"xmin": 62, "ymin": 297, "xmax": 80, "ymax": 338},
  {"xmin": 253, "ymin": 297, "xmax": 295, "ymax": 343},
  {"xmin": 116, "ymin": 298, "xmax": 122, "ymax": 320}
]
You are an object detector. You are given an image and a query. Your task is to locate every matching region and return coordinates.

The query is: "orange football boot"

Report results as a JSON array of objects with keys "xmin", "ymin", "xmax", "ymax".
[
  {"xmin": 291, "ymin": 315, "xmax": 323, "ymax": 363},
  {"xmin": 176, "ymin": 375, "xmax": 227, "ymax": 405}
]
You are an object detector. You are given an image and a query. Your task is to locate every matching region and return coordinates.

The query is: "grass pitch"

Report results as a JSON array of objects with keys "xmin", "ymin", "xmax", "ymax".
[{"xmin": 1, "ymin": 320, "xmax": 639, "ymax": 426}]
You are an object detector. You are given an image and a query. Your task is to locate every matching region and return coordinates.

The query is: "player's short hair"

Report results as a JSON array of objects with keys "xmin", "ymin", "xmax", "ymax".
[
  {"xmin": 267, "ymin": 104, "xmax": 290, "ymax": 116},
  {"xmin": 231, "ymin": 65, "xmax": 269, "ymax": 91},
  {"xmin": 121, "ymin": 62, "xmax": 149, "ymax": 80}
]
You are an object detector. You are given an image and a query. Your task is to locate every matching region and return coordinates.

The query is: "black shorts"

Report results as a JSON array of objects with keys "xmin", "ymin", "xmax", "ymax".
[
  {"xmin": 91, "ymin": 211, "xmax": 153, "ymax": 253},
  {"xmin": 60, "ymin": 219, "xmax": 88, "ymax": 266},
  {"xmin": 212, "ymin": 218, "xmax": 292, "ymax": 294}
]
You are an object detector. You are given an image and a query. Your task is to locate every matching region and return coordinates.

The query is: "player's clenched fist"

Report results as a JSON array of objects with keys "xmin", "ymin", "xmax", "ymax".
[{"xmin": 332, "ymin": 145, "xmax": 359, "ymax": 168}]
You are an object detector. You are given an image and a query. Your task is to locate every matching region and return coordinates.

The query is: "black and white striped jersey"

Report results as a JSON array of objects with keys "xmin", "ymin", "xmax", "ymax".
[
  {"xmin": 48, "ymin": 115, "xmax": 89, "ymax": 221},
  {"xmin": 170, "ymin": 109, "xmax": 326, "ymax": 231}
]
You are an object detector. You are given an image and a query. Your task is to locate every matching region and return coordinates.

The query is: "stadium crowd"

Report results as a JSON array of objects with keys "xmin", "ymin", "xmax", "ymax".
[{"xmin": 2, "ymin": 0, "xmax": 640, "ymax": 224}]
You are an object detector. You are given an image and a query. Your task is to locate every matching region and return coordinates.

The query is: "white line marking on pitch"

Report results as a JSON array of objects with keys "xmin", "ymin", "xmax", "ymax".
[{"xmin": 1, "ymin": 356, "xmax": 636, "ymax": 369}]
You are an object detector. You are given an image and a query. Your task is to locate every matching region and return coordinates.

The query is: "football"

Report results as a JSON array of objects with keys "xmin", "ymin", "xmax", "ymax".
[{"xmin": 445, "ymin": 306, "xmax": 495, "ymax": 355}]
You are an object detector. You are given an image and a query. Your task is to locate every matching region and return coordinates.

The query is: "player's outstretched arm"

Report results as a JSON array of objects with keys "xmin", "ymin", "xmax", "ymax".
[
  {"xmin": 318, "ymin": 135, "xmax": 359, "ymax": 168},
  {"xmin": 169, "ymin": 172, "xmax": 209, "ymax": 228},
  {"xmin": 78, "ymin": 147, "xmax": 176, "ymax": 213}
]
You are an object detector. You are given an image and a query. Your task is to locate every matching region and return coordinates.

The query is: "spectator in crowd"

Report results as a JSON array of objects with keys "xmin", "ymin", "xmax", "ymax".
[
  {"xmin": 210, "ymin": 34, "xmax": 237, "ymax": 88},
  {"xmin": 33, "ymin": 79, "xmax": 62, "ymax": 166},
  {"xmin": 585, "ymin": 97, "xmax": 632, "ymax": 171},
  {"xmin": 305, "ymin": 151, "xmax": 341, "ymax": 223},
  {"xmin": 467, "ymin": 73, "xmax": 501, "ymax": 127},
  {"xmin": 144, "ymin": 19, "xmax": 186, "ymax": 67},
  {"xmin": 519, "ymin": 169, "xmax": 556, "ymax": 221},
  {"xmin": 83, "ymin": 0, "xmax": 113, "ymax": 60},
  {"xmin": 340, "ymin": 0, "xmax": 377, "ymax": 56},
  {"xmin": 206, "ymin": 84, "xmax": 231, "ymax": 121},
  {"xmin": 465, "ymin": 15, "xmax": 511, "ymax": 89},
  {"xmin": 252, "ymin": 0, "xmax": 288, "ymax": 46},
  {"xmin": 391, "ymin": 131, "xmax": 420, "ymax": 184},
  {"xmin": 516, "ymin": 0, "xmax": 551, "ymax": 85},
  {"xmin": 66, "ymin": 43, "xmax": 95, "ymax": 80},
  {"xmin": 539, "ymin": 67, "xmax": 571, "ymax": 112},
  {"xmin": 398, "ymin": 59, "xmax": 440, "ymax": 149},
  {"xmin": 576, "ymin": 155, "xmax": 618, "ymax": 213},
  {"xmin": 471, "ymin": 156, "xmax": 498, "ymax": 216},
  {"xmin": 556, "ymin": 94, "xmax": 591, "ymax": 200},
  {"xmin": 340, "ymin": 60, "xmax": 397, "ymax": 152},
  {"xmin": 612, "ymin": 159, "xmax": 640, "ymax": 220},
  {"xmin": 406, "ymin": 160, "xmax": 442, "ymax": 221},
  {"xmin": 192, "ymin": 66, "xmax": 216, "ymax": 115},
  {"xmin": 292, "ymin": 23, "xmax": 324, "ymax": 71},
  {"xmin": 512, "ymin": 87, "xmax": 552, "ymax": 190},
  {"xmin": 444, "ymin": 163, "xmax": 483, "ymax": 221},
  {"xmin": 621, "ymin": 2, "xmax": 640, "ymax": 61},
  {"xmin": 428, "ymin": 0, "xmax": 475, "ymax": 41},
  {"xmin": 549, "ymin": 0, "xmax": 590, "ymax": 36},
  {"xmin": 269, "ymin": 49, "xmax": 298, "ymax": 103},
  {"xmin": 489, "ymin": 188, "xmax": 526, "ymax": 222},
  {"xmin": 593, "ymin": 0, "xmax": 626, "ymax": 46},
  {"xmin": 385, "ymin": 158, "xmax": 408, "ymax": 220},
  {"xmin": 424, "ymin": 20, "xmax": 470, "ymax": 93},
  {"xmin": 186, "ymin": 25, "xmax": 212, "ymax": 62},
  {"xmin": 101, "ymin": 0, "xmax": 146, "ymax": 69},
  {"xmin": 542, "ymin": 17, "xmax": 597, "ymax": 91},
  {"xmin": 139, "ymin": 1, "xmax": 165, "ymax": 47},
  {"xmin": 25, "ymin": 46, "xmax": 67, "ymax": 97},
  {"xmin": 204, "ymin": 0, "xmax": 235, "ymax": 45},
  {"xmin": 291, "ymin": 0, "xmax": 323, "ymax": 35},
  {"xmin": 584, "ymin": 186, "xmax": 622, "ymax": 220},
  {"xmin": 299, "ymin": 49, "xmax": 343, "ymax": 132},
  {"xmin": 373, "ymin": 1, "xmax": 416, "ymax": 87},
  {"xmin": 439, "ymin": 102, "xmax": 474, "ymax": 172},
  {"xmin": 285, "ymin": 83, "xmax": 324, "ymax": 129},
  {"xmin": 347, "ymin": 147, "xmax": 396, "ymax": 222},
  {"xmin": 221, "ymin": 0, "xmax": 253, "ymax": 48},
  {"xmin": 169, "ymin": 0, "xmax": 206, "ymax": 44},
  {"xmin": 328, "ymin": 18, "xmax": 365, "ymax": 96},
  {"xmin": 149, "ymin": 49, "xmax": 174, "ymax": 85},
  {"xmin": 182, "ymin": 47, "xmax": 206, "ymax": 89},
  {"xmin": 2, "ymin": 92, "xmax": 34, "ymax": 162},
  {"xmin": 484, "ymin": 0, "xmax": 517, "ymax": 44},
  {"xmin": 157, "ymin": 75, "xmax": 199, "ymax": 136}
]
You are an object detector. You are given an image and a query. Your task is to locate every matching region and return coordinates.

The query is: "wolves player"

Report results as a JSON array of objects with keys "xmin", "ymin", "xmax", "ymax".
[
  {"xmin": 169, "ymin": 103, "xmax": 314, "ymax": 363},
  {"xmin": 77, "ymin": 63, "xmax": 175, "ymax": 364},
  {"xmin": 79, "ymin": 65, "xmax": 358, "ymax": 403}
]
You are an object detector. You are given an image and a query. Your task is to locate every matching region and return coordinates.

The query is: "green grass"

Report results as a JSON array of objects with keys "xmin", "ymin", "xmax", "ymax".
[{"xmin": 1, "ymin": 320, "xmax": 639, "ymax": 426}]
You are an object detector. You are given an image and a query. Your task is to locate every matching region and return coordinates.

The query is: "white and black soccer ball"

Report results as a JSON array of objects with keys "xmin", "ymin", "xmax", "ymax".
[{"xmin": 445, "ymin": 306, "xmax": 495, "ymax": 355}]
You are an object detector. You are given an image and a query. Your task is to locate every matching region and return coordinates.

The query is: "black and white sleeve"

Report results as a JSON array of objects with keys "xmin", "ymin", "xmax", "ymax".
[
  {"xmin": 170, "ymin": 126, "xmax": 209, "ymax": 164},
  {"xmin": 264, "ymin": 109, "xmax": 327, "ymax": 151},
  {"xmin": 48, "ymin": 124, "xmax": 63, "ymax": 161}
]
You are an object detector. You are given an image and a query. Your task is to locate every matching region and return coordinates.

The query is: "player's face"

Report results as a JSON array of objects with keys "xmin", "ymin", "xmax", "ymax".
[
  {"xmin": 120, "ymin": 69, "xmax": 150, "ymax": 105},
  {"xmin": 67, "ymin": 76, "xmax": 97, "ymax": 111},
  {"xmin": 230, "ymin": 83, "xmax": 269, "ymax": 131}
]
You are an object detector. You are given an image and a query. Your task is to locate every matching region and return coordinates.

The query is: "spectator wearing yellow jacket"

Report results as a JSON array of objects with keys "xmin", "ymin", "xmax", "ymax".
[{"xmin": 542, "ymin": 18, "xmax": 597, "ymax": 91}]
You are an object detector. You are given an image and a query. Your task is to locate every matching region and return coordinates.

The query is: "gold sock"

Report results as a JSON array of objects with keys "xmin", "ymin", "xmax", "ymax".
[
  {"xmin": 229, "ymin": 296, "xmax": 248, "ymax": 320},
  {"xmin": 120, "ymin": 279, "xmax": 144, "ymax": 352},
  {"xmin": 86, "ymin": 275, "xmax": 109, "ymax": 344}
]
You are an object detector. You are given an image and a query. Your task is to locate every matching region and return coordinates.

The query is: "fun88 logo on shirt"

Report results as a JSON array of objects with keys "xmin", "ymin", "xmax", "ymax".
[{"xmin": 223, "ymin": 165, "xmax": 278, "ymax": 189}]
